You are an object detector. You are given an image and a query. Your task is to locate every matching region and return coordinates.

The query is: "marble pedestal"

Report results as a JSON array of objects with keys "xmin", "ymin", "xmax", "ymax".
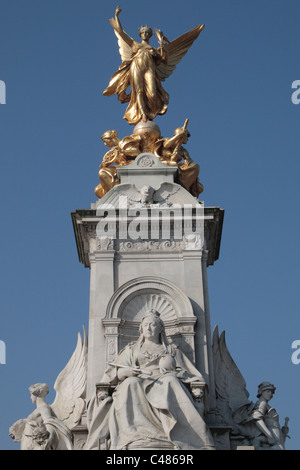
[
  {"xmin": 71, "ymin": 153, "xmax": 224, "ymax": 448},
  {"xmin": 72, "ymin": 154, "xmax": 224, "ymax": 402}
]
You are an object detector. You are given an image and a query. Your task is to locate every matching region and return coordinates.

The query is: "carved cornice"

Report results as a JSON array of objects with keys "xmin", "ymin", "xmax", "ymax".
[{"xmin": 71, "ymin": 206, "xmax": 224, "ymax": 268}]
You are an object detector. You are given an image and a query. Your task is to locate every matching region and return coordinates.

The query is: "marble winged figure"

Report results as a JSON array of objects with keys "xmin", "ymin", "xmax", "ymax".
[
  {"xmin": 9, "ymin": 329, "xmax": 88, "ymax": 450},
  {"xmin": 103, "ymin": 6, "xmax": 205, "ymax": 124},
  {"xmin": 100, "ymin": 181, "xmax": 182, "ymax": 208},
  {"xmin": 212, "ymin": 326, "xmax": 290, "ymax": 450}
]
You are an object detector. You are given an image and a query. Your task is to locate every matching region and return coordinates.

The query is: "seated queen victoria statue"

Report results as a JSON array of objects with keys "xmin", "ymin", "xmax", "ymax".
[{"xmin": 85, "ymin": 310, "xmax": 215, "ymax": 450}]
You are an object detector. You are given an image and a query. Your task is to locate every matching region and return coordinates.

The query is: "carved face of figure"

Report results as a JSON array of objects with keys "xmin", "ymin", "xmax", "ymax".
[
  {"xmin": 174, "ymin": 127, "xmax": 190, "ymax": 145},
  {"xmin": 30, "ymin": 393, "xmax": 37, "ymax": 404},
  {"xmin": 101, "ymin": 130, "xmax": 118, "ymax": 148},
  {"xmin": 140, "ymin": 185, "xmax": 153, "ymax": 204},
  {"xmin": 141, "ymin": 316, "xmax": 162, "ymax": 341},
  {"xmin": 139, "ymin": 26, "xmax": 153, "ymax": 42},
  {"xmin": 140, "ymin": 186, "xmax": 149, "ymax": 198},
  {"xmin": 261, "ymin": 389, "xmax": 274, "ymax": 402},
  {"xmin": 257, "ymin": 382, "xmax": 276, "ymax": 400},
  {"xmin": 29, "ymin": 383, "xmax": 49, "ymax": 403},
  {"xmin": 102, "ymin": 136, "xmax": 118, "ymax": 148}
]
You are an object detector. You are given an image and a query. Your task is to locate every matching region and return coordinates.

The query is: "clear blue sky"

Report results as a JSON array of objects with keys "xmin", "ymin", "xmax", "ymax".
[{"xmin": 0, "ymin": 0, "xmax": 299, "ymax": 450}]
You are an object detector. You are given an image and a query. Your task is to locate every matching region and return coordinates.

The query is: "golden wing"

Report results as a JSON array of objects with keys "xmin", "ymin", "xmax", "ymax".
[
  {"xmin": 109, "ymin": 16, "xmax": 134, "ymax": 63},
  {"xmin": 157, "ymin": 24, "xmax": 205, "ymax": 81}
]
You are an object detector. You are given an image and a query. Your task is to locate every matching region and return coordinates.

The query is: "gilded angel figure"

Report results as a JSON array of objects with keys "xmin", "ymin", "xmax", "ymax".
[{"xmin": 103, "ymin": 6, "xmax": 205, "ymax": 125}]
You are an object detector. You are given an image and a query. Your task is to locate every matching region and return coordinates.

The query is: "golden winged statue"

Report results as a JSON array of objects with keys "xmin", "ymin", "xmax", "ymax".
[{"xmin": 103, "ymin": 6, "xmax": 205, "ymax": 125}]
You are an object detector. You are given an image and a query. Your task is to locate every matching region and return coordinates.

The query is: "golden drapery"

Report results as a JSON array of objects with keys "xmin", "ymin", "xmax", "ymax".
[{"xmin": 103, "ymin": 45, "xmax": 169, "ymax": 125}]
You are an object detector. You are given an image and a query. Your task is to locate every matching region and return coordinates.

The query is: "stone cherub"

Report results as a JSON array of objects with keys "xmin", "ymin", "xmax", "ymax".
[{"xmin": 9, "ymin": 330, "xmax": 87, "ymax": 450}]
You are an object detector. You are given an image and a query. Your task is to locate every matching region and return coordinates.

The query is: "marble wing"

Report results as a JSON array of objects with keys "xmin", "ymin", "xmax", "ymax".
[
  {"xmin": 96, "ymin": 183, "xmax": 143, "ymax": 209},
  {"xmin": 153, "ymin": 182, "xmax": 181, "ymax": 203},
  {"xmin": 51, "ymin": 327, "xmax": 88, "ymax": 430},
  {"xmin": 114, "ymin": 183, "xmax": 142, "ymax": 205},
  {"xmin": 156, "ymin": 24, "xmax": 205, "ymax": 82},
  {"xmin": 212, "ymin": 325, "xmax": 250, "ymax": 426}
]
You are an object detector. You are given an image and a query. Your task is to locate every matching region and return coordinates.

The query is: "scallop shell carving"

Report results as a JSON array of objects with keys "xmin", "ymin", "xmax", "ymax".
[{"xmin": 121, "ymin": 293, "xmax": 177, "ymax": 324}]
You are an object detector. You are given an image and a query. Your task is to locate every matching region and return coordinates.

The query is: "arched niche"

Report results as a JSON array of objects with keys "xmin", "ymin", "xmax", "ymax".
[{"xmin": 102, "ymin": 276, "xmax": 197, "ymax": 363}]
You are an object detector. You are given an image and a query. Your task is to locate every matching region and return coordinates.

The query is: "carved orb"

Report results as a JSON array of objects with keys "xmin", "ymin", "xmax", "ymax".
[{"xmin": 159, "ymin": 354, "xmax": 176, "ymax": 372}]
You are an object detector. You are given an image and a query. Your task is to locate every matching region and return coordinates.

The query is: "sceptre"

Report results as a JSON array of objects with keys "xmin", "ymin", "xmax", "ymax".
[{"xmin": 108, "ymin": 362, "xmax": 153, "ymax": 376}]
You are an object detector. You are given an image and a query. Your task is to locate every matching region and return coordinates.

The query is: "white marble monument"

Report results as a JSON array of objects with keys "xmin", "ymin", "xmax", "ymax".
[
  {"xmin": 9, "ymin": 6, "xmax": 290, "ymax": 451},
  {"xmin": 69, "ymin": 148, "xmax": 226, "ymax": 449}
]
